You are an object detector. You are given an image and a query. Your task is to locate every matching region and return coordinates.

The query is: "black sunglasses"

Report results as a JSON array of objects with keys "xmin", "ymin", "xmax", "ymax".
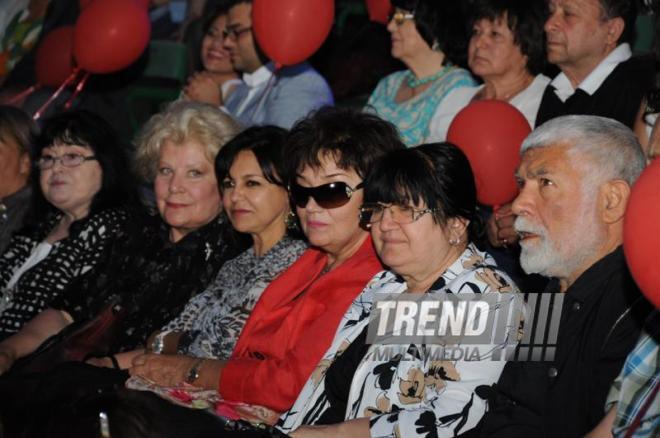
[{"xmin": 289, "ymin": 181, "xmax": 364, "ymax": 209}]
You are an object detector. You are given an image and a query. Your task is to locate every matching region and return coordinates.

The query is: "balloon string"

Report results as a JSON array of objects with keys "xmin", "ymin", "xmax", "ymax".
[
  {"xmin": 64, "ymin": 71, "xmax": 90, "ymax": 110},
  {"xmin": 33, "ymin": 68, "xmax": 81, "ymax": 120},
  {"xmin": 3, "ymin": 84, "xmax": 41, "ymax": 105}
]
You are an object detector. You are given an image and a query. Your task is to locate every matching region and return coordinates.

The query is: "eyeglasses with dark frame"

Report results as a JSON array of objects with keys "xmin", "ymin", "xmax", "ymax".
[
  {"xmin": 360, "ymin": 202, "xmax": 438, "ymax": 225},
  {"xmin": 222, "ymin": 26, "xmax": 253, "ymax": 40},
  {"xmin": 36, "ymin": 153, "xmax": 98, "ymax": 170},
  {"xmin": 289, "ymin": 181, "xmax": 364, "ymax": 209}
]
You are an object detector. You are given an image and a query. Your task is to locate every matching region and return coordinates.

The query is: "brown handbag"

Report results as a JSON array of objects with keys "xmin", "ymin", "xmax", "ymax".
[{"xmin": 11, "ymin": 300, "xmax": 126, "ymax": 375}]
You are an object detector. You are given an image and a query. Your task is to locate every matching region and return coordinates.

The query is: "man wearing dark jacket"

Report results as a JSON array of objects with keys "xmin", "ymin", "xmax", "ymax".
[{"xmin": 480, "ymin": 115, "xmax": 652, "ymax": 437}]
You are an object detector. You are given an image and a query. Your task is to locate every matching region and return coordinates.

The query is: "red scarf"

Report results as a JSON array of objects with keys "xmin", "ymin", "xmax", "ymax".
[{"xmin": 219, "ymin": 236, "xmax": 383, "ymax": 412}]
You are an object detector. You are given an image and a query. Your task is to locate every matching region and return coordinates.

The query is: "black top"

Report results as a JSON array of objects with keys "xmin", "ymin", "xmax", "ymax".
[
  {"xmin": 479, "ymin": 247, "xmax": 652, "ymax": 438},
  {"xmin": 315, "ymin": 328, "xmax": 370, "ymax": 425},
  {"xmin": 0, "ymin": 208, "xmax": 130, "ymax": 339},
  {"xmin": 535, "ymin": 55, "xmax": 655, "ymax": 129},
  {"xmin": 53, "ymin": 209, "xmax": 249, "ymax": 352}
]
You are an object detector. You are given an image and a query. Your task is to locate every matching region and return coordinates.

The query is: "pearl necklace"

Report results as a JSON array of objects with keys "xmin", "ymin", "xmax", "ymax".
[{"xmin": 405, "ymin": 66, "xmax": 450, "ymax": 88}]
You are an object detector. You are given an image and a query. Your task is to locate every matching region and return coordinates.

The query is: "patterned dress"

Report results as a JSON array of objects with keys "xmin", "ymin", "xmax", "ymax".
[
  {"xmin": 279, "ymin": 244, "xmax": 520, "ymax": 437},
  {"xmin": 163, "ymin": 236, "xmax": 308, "ymax": 359},
  {"xmin": 365, "ymin": 67, "xmax": 476, "ymax": 147},
  {"xmin": 52, "ymin": 211, "xmax": 248, "ymax": 352},
  {"xmin": 0, "ymin": 208, "xmax": 129, "ymax": 338}
]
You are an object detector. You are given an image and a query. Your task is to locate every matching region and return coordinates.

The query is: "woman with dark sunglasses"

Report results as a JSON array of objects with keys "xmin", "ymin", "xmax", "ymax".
[
  {"xmin": 281, "ymin": 143, "xmax": 520, "ymax": 438},
  {"xmin": 122, "ymin": 106, "xmax": 405, "ymax": 424}
]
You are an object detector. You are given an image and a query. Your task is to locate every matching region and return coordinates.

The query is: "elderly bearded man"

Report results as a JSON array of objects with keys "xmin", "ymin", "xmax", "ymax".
[{"xmin": 479, "ymin": 115, "xmax": 653, "ymax": 438}]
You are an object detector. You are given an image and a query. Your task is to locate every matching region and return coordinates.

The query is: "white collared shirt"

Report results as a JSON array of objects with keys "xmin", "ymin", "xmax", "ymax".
[
  {"xmin": 550, "ymin": 43, "xmax": 632, "ymax": 102},
  {"xmin": 235, "ymin": 63, "xmax": 275, "ymax": 116}
]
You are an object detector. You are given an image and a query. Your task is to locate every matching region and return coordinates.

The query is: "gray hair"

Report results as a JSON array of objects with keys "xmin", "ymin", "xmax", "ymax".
[
  {"xmin": 0, "ymin": 105, "xmax": 38, "ymax": 157},
  {"xmin": 521, "ymin": 115, "xmax": 645, "ymax": 187},
  {"xmin": 133, "ymin": 101, "xmax": 241, "ymax": 182}
]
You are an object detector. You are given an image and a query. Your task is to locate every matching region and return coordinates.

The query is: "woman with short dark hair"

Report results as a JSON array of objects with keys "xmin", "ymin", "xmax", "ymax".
[
  {"xmin": 429, "ymin": 0, "xmax": 550, "ymax": 139},
  {"xmin": 280, "ymin": 143, "xmax": 520, "ymax": 437},
  {"xmin": 0, "ymin": 110, "xmax": 137, "ymax": 337},
  {"xmin": 365, "ymin": 0, "xmax": 476, "ymax": 146}
]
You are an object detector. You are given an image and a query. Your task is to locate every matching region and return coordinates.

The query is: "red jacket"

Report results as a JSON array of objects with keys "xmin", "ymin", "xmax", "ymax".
[{"xmin": 219, "ymin": 236, "xmax": 383, "ymax": 412}]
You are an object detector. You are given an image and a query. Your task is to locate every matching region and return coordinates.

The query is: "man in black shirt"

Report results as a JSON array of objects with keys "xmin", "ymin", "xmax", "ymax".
[
  {"xmin": 479, "ymin": 115, "xmax": 652, "ymax": 437},
  {"xmin": 535, "ymin": 0, "xmax": 653, "ymax": 128}
]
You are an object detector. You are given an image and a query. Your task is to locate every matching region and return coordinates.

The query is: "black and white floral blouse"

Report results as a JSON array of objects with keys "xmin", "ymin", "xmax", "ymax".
[
  {"xmin": 278, "ymin": 244, "xmax": 520, "ymax": 437},
  {"xmin": 0, "ymin": 208, "xmax": 129, "ymax": 338},
  {"xmin": 162, "ymin": 236, "xmax": 308, "ymax": 359}
]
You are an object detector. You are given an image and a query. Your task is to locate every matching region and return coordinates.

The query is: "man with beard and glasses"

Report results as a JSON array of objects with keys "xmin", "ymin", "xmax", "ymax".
[{"xmin": 478, "ymin": 115, "xmax": 653, "ymax": 438}]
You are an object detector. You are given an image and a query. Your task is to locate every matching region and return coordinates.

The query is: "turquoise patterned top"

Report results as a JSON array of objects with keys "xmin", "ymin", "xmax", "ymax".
[{"xmin": 365, "ymin": 68, "xmax": 476, "ymax": 147}]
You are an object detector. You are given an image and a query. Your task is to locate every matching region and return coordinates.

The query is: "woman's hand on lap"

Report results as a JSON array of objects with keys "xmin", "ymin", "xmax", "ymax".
[{"xmin": 129, "ymin": 353, "xmax": 196, "ymax": 387}]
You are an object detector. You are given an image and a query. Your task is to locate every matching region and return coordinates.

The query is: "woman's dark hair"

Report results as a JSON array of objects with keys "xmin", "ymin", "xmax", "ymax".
[
  {"xmin": 215, "ymin": 125, "xmax": 288, "ymax": 186},
  {"xmin": 27, "ymin": 110, "xmax": 137, "ymax": 229},
  {"xmin": 392, "ymin": 0, "xmax": 471, "ymax": 68},
  {"xmin": 0, "ymin": 105, "xmax": 38, "ymax": 157},
  {"xmin": 202, "ymin": 1, "xmax": 231, "ymax": 34},
  {"xmin": 284, "ymin": 106, "xmax": 405, "ymax": 183},
  {"xmin": 364, "ymin": 142, "xmax": 483, "ymax": 242},
  {"xmin": 470, "ymin": 0, "xmax": 548, "ymax": 75}
]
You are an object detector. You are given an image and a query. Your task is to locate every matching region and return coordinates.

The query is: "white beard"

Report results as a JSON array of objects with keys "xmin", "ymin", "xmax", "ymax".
[{"xmin": 514, "ymin": 204, "xmax": 603, "ymax": 279}]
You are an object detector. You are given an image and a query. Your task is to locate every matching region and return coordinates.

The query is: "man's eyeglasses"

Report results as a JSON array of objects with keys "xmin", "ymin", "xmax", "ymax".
[
  {"xmin": 222, "ymin": 26, "xmax": 252, "ymax": 40},
  {"xmin": 289, "ymin": 182, "xmax": 363, "ymax": 209},
  {"xmin": 388, "ymin": 10, "xmax": 414, "ymax": 26},
  {"xmin": 36, "ymin": 153, "xmax": 98, "ymax": 170},
  {"xmin": 360, "ymin": 203, "xmax": 437, "ymax": 225}
]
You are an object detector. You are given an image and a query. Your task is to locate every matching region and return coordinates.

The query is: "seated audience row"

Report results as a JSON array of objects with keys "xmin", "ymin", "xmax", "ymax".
[
  {"xmin": 0, "ymin": 108, "xmax": 655, "ymax": 437},
  {"xmin": 369, "ymin": 0, "xmax": 652, "ymax": 149}
]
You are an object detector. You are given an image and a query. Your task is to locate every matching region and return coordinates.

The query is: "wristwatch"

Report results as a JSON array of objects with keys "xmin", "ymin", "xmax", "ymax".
[{"xmin": 185, "ymin": 358, "xmax": 205, "ymax": 385}]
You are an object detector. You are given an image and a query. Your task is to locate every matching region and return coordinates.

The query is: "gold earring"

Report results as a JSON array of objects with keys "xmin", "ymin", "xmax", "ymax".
[{"xmin": 285, "ymin": 211, "xmax": 298, "ymax": 230}]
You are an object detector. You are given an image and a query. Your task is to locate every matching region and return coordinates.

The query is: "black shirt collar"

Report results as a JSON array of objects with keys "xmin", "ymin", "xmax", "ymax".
[{"xmin": 545, "ymin": 246, "xmax": 625, "ymax": 303}]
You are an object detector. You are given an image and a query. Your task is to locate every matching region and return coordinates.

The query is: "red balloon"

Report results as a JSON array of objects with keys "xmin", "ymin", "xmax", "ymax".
[
  {"xmin": 80, "ymin": 0, "xmax": 147, "ymax": 9},
  {"xmin": 366, "ymin": 0, "xmax": 392, "ymax": 25},
  {"xmin": 73, "ymin": 0, "xmax": 151, "ymax": 74},
  {"xmin": 134, "ymin": 0, "xmax": 150, "ymax": 9},
  {"xmin": 252, "ymin": 0, "xmax": 334, "ymax": 66},
  {"xmin": 35, "ymin": 26, "xmax": 75, "ymax": 87},
  {"xmin": 624, "ymin": 159, "xmax": 660, "ymax": 308},
  {"xmin": 447, "ymin": 100, "xmax": 531, "ymax": 207}
]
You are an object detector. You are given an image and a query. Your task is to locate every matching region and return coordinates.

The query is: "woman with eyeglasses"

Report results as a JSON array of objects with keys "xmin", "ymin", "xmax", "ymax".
[
  {"xmin": 0, "ymin": 102, "xmax": 246, "ymax": 375},
  {"xmin": 0, "ymin": 110, "xmax": 137, "ymax": 339},
  {"xmin": 182, "ymin": 4, "xmax": 241, "ymax": 106},
  {"xmin": 124, "ymin": 107, "xmax": 404, "ymax": 424},
  {"xmin": 365, "ymin": 0, "xmax": 475, "ymax": 147},
  {"xmin": 280, "ymin": 143, "xmax": 520, "ymax": 438}
]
